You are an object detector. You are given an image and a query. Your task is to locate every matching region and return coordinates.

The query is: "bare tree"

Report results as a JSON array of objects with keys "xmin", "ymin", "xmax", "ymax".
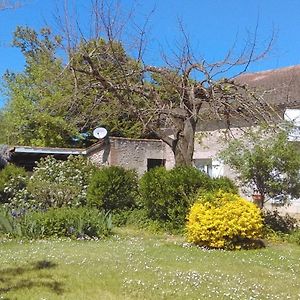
[
  {"xmin": 57, "ymin": 0, "xmax": 278, "ymax": 166},
  {"xmin": 0, "ymin": 0, "xmax": 23, "ymax": 10}
]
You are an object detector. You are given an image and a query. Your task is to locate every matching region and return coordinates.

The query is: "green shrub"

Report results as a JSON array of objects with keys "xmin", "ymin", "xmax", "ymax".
[
  {"xmin": 263, "ymin": 210, "xmax": 298, "ymax": 234},
  {"xmin": 211, "ymin": 176, "xmax": 238, "ymax": 194},
  {"xmin": 6, "ymin": 207, "xmax": 113, "ymax": 239},
  {"xmin": 87, "ymin": 166, "xmax": 138, "ymax": 211},
  {"xmin": 0, "ymin": 208, "xmax": 22, "ymax": 237},
  {"xmin": 186, "ymin": 191, "xmax": 264, "ymax": 250},
  {"xmin": 138, "ymin": 167, "xmax": 171, "ymax": 221},
  {"xmin": 139, "ymin": 166, "xmax": 212, "ymax": 230},
  {"xmin": 25, "ymin": 156, "xmax": 95, "ymax": 210},
  {"xmin": 112, "ymin": 208, "xmax": 154, "ymax": 228},
  {"xmin": 0, "ymin": 164, "xmax": 27, "ymax": 204},
  {"xmin": 288, "ymin": 230, "xmax": 300, "ymax": 245}
]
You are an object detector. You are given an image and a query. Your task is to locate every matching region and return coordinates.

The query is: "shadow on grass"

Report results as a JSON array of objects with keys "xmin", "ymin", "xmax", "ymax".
[{"xmin": 0, "ymin": 260, "xmax": 64, "ymax": 297}]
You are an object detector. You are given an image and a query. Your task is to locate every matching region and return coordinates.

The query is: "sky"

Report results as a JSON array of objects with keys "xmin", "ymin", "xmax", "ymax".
[{"xmin": 0, "ymin": 0, "xmax": 300, "ymax": 104}]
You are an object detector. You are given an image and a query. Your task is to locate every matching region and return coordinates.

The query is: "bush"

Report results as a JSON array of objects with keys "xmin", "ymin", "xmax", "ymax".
[
  {"xmin": 211, "ymin": 176, "xmax": 238, "ymax": 194},
  {"xmin": 288, "ymin": 230, "xmax": 300, "ymax": 245},
  {"xmin": 139, "ymin": 167, "xmax": 170, "ymax": 221},
  {"xmin": 139, "ymin": 166, "xmax": 212, "ymax": 230},
  {"xmin": 26, "ymin": 156, "xmax": 95, "ymax": 210},
  {"xmin": 0, "ymin": 164, "xmax": 27, "ymax": 204},
  {"xmin": 263, "ymin": 210, "xmax": 298, "ymax": 234},
  {"xmin": 87, "ymin": 166, "xmax": 138, "ymax": 211},
  {"xmin": 0, "ymin": 207, "xmax": 22, "ymax": 237},
  {"xmin": 186, "ymin": 191, "xmax": 264, "ymax": 249},
  {"xmin": 112, "ymin": 208, "xmax": 150, "ymax": 228},
  {"xmin": 0, "ymin": 207, "xmax": 113, "ymax": 239}
]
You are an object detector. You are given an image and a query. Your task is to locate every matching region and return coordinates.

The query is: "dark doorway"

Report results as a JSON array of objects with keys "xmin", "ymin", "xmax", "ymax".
[{"xmin": 147, "ymin": 159, "xmax": 166, "ymax": 171}]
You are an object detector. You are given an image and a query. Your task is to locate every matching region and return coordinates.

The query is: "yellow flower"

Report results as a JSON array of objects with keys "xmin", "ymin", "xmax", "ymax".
[{"xmin": 186, "ymin": 191, "xmax": 263, "ymax": 249}]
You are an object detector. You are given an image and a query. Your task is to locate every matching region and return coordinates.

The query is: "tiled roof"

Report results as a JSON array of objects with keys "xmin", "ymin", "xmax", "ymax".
[{"xmin": 236, "ymin": 65, "xmax": 300, "ymax": 108}]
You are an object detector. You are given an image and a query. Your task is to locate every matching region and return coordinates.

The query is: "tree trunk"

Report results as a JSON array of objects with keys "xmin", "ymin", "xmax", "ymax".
[{"xmin": 171, "ymin": 118, "xmax": 196, "ymax": 167}]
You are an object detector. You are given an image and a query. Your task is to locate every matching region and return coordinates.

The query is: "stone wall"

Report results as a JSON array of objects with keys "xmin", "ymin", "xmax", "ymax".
[
  {"xmin": 86, "ymin": 132, "xmax": 300, "ymax": 215},
  {"xmin": 87, "ymin": 137, "xmax": 175, "ymax": 176},
  {"xmin": 87, "ymin": 132, "xmax": 236, "ymax": 177}
]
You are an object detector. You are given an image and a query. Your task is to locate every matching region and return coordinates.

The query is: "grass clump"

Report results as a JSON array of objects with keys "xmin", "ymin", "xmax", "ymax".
[{"xmin": 0, "ymin": 207, "xmax": 112, "ymax": 239}]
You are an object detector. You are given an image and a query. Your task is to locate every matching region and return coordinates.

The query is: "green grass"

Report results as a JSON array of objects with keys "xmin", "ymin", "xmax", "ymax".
[{"xmin": 0, "ymin": 228, "xmax": 300, "ymax": 300}]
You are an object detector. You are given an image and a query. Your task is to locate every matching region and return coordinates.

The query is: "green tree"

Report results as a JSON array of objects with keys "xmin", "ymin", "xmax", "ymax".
[
  {"xmin": 1, "ymin": 1, "xmax": 274, "ymax": 166},
  {"xmin": 1, "ymin": 27, "xmax": 77, "ymax": 147},
  {"xmin": 0, "ymin": 27, "xmax": 145, "ymax": 146},
  {"xmin": 220, "ymin": 127, "xmax": 300, "ymax": 208},
  {"xmin": 67, "ymin": 38, "xmax": 144, "ymax": 138},
  {"xmin": 58, "ymin": 0, "xmax": 274, "ymax": 166}
]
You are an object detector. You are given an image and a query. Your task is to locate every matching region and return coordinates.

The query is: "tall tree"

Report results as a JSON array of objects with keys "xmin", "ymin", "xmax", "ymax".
[
  {"xmin": 66, "ymin": 42, "xmax": 275, "ymax": 165},
  {"xmin": 1, "ymin": 27, "xmax": 146, "ymax": 146},
  {"xmin": 57, "ymin": 0, "xmax": 277, "ymax": 166},
  {"xmin": 1, "ymin": 0, "xmax": 276, "ymax": 166},
  {"xmin": 1, "ymin": 27, "xmax": 77, "ymax": 147}
]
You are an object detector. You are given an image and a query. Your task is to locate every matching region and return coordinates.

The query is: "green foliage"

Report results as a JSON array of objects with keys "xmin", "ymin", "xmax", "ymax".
[
  {"xmin": 0, "ymin": 164, "xmax": 27, "ymax": 203},
  {"xmin": 139, "ymin": 167, "xmax": 170, "ymax": 221},
  {"xmin": 210, "ymin": 176, "xmax": 238, "ymax": 194},
  {"xmin": 4, "ymin": 156, "xmax": 95, "ymax": 212},
  {"xmin": 1, "ymin": 27, "xmax": 77, "ymax": 147},
  {"xmin": 186, "ymin": 191, "xmax": 264, "ymax": 249},
  {"xmin": 0, "ymin": 208, "xmax": 22, "ymax": 237},
  {"xmin": 69, "ymin": 38, "xmax": 144, "ymax": 139},
  {"xmin": 26, "ymin": 156, "xmax": 95, "ymax": 209},
  {"xmin": 87, "ymin": 166, "xmax": 138, "ymax": 211},
  {"xmin": 139, "ymin": 166, "xmax": 212, "ymax": 230},
  {"xmin": 0, "ymin": 207, "xmax": 112, "ymax": 239},
  {"xmin": 263, "ymin": 210, "xmax": 298, "ymax": 234},
  {"xmin": 288, "ymin": 230, "xmax": 300, "ymax": 245},
  {"xmin": 221, "ymin": 127, "xmax": 300, "ymax": 206},
  {"xmin": 21, "ymin": 207, "xmax": 112, "ymax": 239},
  {"xmin": 0, "ymin": 27, "xmax": 145, "ymax": 146},
  {"xmin": 112, "ymin": 208, "xmax": 150, "ymax": 228}
]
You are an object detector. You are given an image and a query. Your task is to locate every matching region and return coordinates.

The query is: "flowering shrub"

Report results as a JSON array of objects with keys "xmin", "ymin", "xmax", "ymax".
[
  {"xmin": 186, "ymin": 191, "xmax": 263, "ymax": 249},
  {"xmin": 4, "ymin": 156, "xmax": 95, "ymax": 212},
  {"xmin": 0, "ymin": 164, "xmax": 27, "ymax": 204},
  {"xmin": 26, "ymin": 155, "xmax": 95, "ymax": 209}
]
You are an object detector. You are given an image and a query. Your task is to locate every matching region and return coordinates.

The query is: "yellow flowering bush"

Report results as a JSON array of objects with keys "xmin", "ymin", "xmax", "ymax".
[{"xmin": 186, "ymin": 191, "xmax": 263, "ymax": 249}]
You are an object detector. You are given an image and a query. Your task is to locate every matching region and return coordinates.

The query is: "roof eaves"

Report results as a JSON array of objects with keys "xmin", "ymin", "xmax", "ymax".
[{"xmin": 13, "ymin": 146, "xmax": 86, "ymax": 155}]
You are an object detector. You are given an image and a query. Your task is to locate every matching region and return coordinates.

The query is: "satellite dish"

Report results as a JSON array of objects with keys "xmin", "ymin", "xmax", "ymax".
[{"xmin": 93, "ymin": 127, "xmax": 108, "ymax": 139}]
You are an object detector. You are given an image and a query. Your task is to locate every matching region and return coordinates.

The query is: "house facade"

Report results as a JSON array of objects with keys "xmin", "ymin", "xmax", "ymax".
[{"xmin": 5, "ymin": 65, "xmax": 300, "ymax": 217}]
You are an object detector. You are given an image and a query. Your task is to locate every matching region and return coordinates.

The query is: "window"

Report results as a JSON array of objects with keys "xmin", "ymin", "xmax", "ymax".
[
  {"xmin": 193, "ymin": 158, "xmax": 224, "ymax": 178},
  {"xmin": 284, "ymin": 109, "xmax": 300, "ymax": 141},
  {"xmin": 147, "ymin": 159, "xmax": 165, "ymax": 171},
  {"xmin": 194, "ymin": 159, "xmax": 213, "ymax": 177}
]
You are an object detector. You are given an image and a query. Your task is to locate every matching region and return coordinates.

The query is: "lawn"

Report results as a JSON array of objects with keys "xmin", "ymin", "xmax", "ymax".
[{"xmin": 0, "ymin": 228, "xmax": 300, "ymax": 300}]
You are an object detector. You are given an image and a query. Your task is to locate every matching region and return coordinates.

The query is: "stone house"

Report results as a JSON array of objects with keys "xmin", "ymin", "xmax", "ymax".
[
  {"xmin": 6, "ymin": 65, "xmax": 300, "ymax": 216},
  {"xmin": 86, "ymin": 65, "xmax": 300, "ymax": 216},
  {"xmin": 88, "ymin": 66, "xmax": 300, "ymax": 174}
]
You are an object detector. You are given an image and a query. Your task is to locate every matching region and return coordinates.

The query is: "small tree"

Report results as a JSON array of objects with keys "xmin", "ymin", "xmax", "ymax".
[{"xmin": 220, "ymin": 126, "xmax": 300, "ymax": 208}]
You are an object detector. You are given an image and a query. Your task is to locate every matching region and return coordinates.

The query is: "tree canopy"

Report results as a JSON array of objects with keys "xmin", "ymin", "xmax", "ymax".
[
  {"xmin": 0, "ymin": 1, "xmax": 276, "ymax": 166},
  {"xmin": 0, "ymin": 27, "xmax": 146, "ymax": 147},
  {"xmin": 220, "ymin": 126, "xmax": 300, "ymax": 207},
  {"xmin": 1, "ymin": 27, "xmax": 76, "ymax": 147}
]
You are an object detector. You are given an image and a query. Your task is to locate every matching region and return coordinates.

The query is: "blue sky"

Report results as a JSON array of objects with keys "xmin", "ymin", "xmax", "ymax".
[{"xmin": 0, "ymin": 0, "xmax": 300, "ymax": 104}]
